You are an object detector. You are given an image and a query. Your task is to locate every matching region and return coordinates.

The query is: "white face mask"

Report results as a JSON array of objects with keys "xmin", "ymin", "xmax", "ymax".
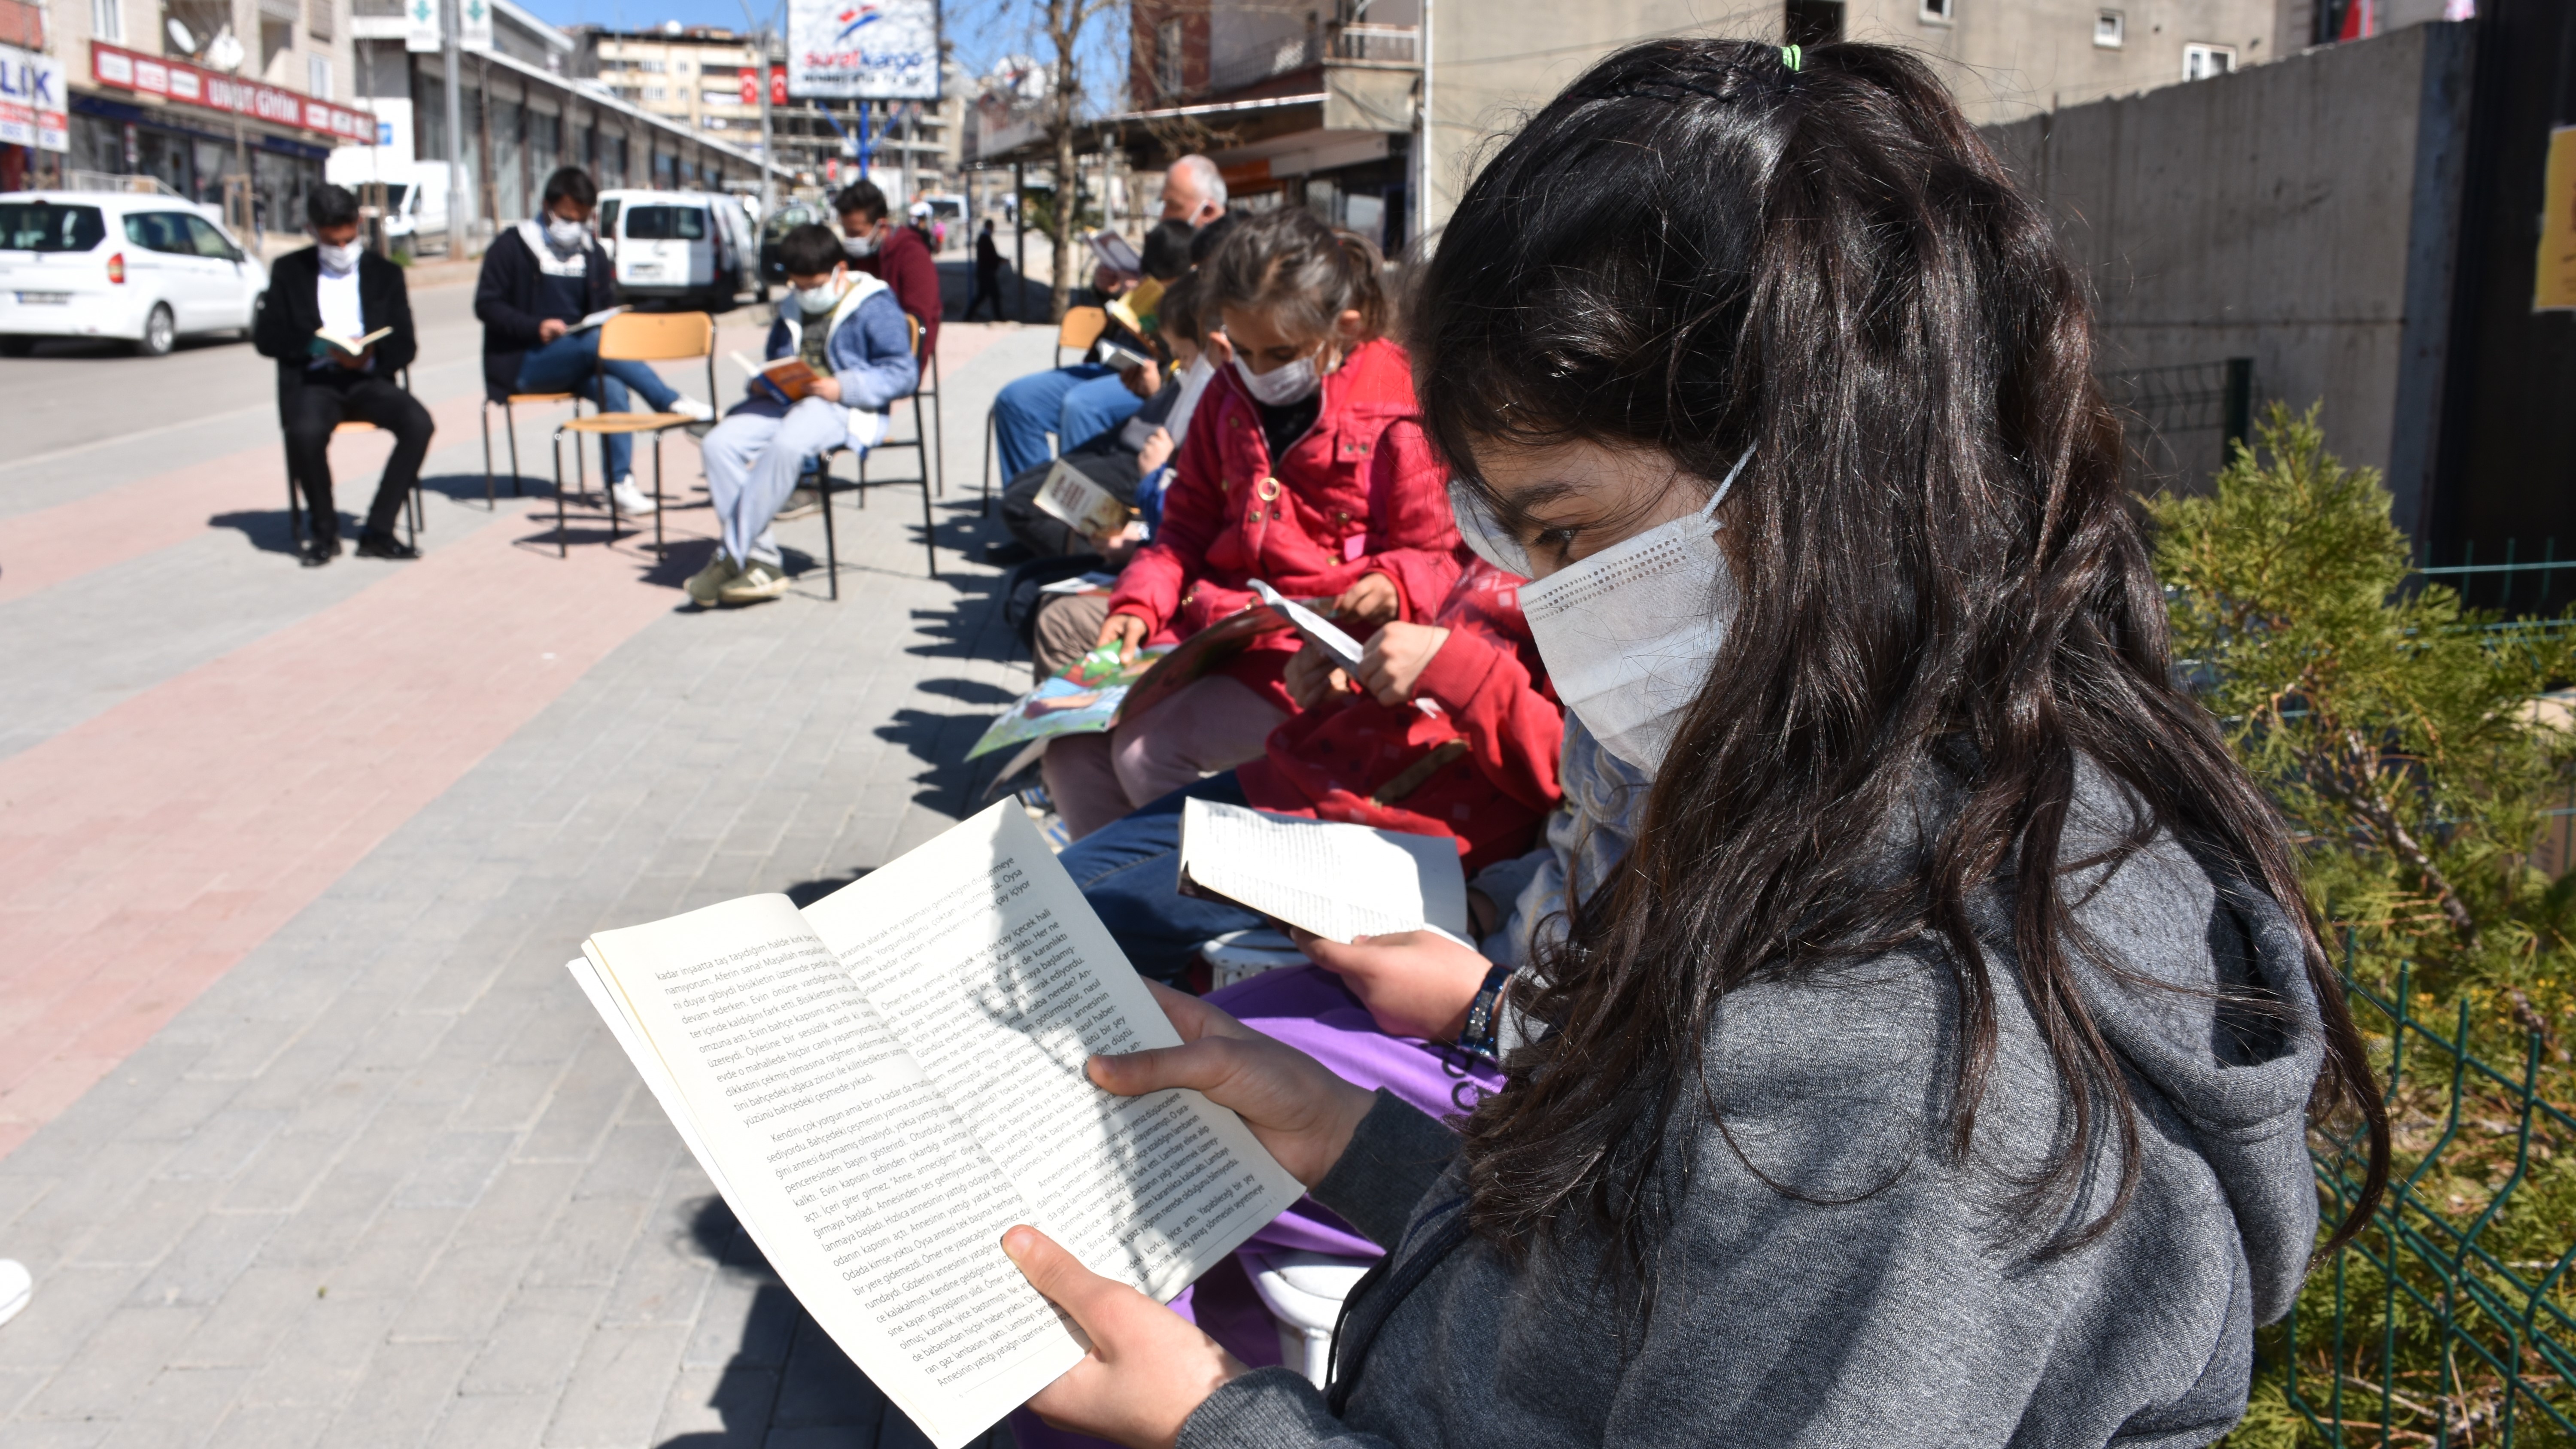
[
  {"xmin": 843, "ymin": 229, "xmax": 880, "ymax": 259},
  {"xmin": 544, "ymin": 215, "xmax": 588, "ymax": 252},
  {"xmin": 794, "ymin": 276, "xmax": 844, "ymax": 315},
  {"xmin": 316, "ymin": 239, "xmax": 362, "ymax": 273},
  {"xmin": 1501, "ymin": 447, "xmax": 1754, "ymax": 776},
  {"xmin": 1233, "ymin": 350, "xmax": 1320, "ymax": 407}
]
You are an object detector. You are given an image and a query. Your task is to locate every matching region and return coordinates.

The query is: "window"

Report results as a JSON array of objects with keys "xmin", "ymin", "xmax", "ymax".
[
  {"xmin": 123, "ymin": 211, "xmax": 197, "ymax": 254},
  {"xmin": 2182, "ymin": 42, "xmax": 2235, "ymax": 79},
  {"xmin": 644, "ymin": 85, "xmax": 666, "ymax": 99},
  {"xmin": 307, "ymin": 53, "xmax": 331, "ymax": 97},
  {"xmin": 1919, "ymin": 0, "xmax": 1952, "ymax": 22},
  {"xmin": 182, "ymin": 214, "xmax": 240, "ymax": 259},
  {"xmin": 1154, "ymin": 18, "xmax": 1183, "ymax": 95},
  {"xmin": 91, "ymin": 0, "xmax": 122, "ymax": 42},
  {"xmin": 2094, "ymin": 9, "xmax": 2123, "ymax": 45},
  {"xmin": 0, "ymin": 202, "xmax": 106, "ymax": 252},
  {"xmin": 624, "ymin": 204, "xmax": 706, "ymax": 239}
]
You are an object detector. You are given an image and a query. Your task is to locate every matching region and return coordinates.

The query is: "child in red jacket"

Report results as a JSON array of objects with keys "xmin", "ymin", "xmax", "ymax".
[
  {"xmin": 1042, "ymin": 209, "xmax": 1461, "ymax": 838},
  {"xmin": 1050, "ymin": 559, "xmax": 1561, "ymax": 984}
]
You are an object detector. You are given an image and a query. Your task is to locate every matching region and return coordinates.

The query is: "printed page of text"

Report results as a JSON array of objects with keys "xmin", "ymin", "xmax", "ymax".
[
  {"xmin": 583, "ymin": 895, "xmax": 1078, "ymax": 1449},
  {"xmin": 1179, "ymin": 798, "xmax": 1470, "ymax": 942},
  {"xmin": 802, "ymin": 804, "xmax": 1303, "ymax": 1315}
]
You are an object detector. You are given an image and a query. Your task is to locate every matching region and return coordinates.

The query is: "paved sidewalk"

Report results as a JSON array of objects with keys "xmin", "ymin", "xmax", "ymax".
[{"xmin": 0, "ymin": 317, "xmax": 1064, "ymax": 1448}]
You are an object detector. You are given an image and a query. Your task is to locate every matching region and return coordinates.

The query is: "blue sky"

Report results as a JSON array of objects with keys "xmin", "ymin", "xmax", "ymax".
[{"xmin": 506, "ymin": 0, "xmax": 1101, "ymax": 95}]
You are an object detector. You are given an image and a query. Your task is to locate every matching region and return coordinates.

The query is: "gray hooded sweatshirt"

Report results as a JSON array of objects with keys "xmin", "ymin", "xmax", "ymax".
[{"xmin": 1183, "ymin": 765, "xmax": 2326, "ymax": 1449}]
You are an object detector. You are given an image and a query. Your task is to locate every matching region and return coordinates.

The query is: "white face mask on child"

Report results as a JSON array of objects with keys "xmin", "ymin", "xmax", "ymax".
[
  {"xmin": 544, "ymin": 215, "xmax": 588, "ymax": 253},
  {"xmin": 1233, "ymin": 350, "xmax": 1321, "ymax": 407},
  {"xmin": 794, "ymin": 276, "xmax": 845, "ymax": 315},
  {"xmin": 1493, "ymin": 446, "xmax": 1754, "ymax": 777},
  {"xmin": 317, "ymin": 239, "xmax": 362, "ymax": 274}
]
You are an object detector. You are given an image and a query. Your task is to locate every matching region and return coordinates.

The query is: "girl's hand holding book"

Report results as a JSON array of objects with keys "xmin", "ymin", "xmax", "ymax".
[
  {"xmin": 806, "ymin": 375, "xmax": 841, "ymax": 403},
  {"xmin": 1003, "ymin": 1224, "xmax": 1241, "ymax": 1449},
  {"xmin": 1332, "ymin": 571, "xmax": 1402, "ymax": 626},
  {"xmin": 1095, "ymin": 611, "xmax": 1151, "ymax": 663},
  {"xmin": 1291, "ymin": 927, "xmax": 1494, "ymax": 1041}
]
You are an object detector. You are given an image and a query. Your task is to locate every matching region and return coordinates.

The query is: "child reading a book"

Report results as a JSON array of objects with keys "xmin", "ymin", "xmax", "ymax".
[
  {"xmin": 687, "ymin": 224, "xmax": 920, "ymax": 606},
  {"xmin": 1043, "ymin": 211, "xmax": 1462, "ymax": 838},
  {"xmin": 993, "ymin": 39, "xmax": 2390, "ymax": 1449}
]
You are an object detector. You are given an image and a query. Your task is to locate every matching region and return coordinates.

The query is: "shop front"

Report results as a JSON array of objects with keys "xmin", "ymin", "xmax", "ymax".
[
  {"xmin": 73, "ymin": 42, "xmax": 373, "ymax": 235},
  {"xmin": 0, "ymin": 41, "xmax": 70, "ymax": 191}
]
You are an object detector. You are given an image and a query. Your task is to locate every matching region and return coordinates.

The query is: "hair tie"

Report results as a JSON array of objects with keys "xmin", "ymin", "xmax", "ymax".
[{"xmin": 1781, "ymin": 44, "xmax": 1803, "ymax": 72}]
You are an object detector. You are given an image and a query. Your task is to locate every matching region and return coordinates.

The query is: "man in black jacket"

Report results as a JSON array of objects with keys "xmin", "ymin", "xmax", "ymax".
[
  {"xmin": 475, "ymin": 166, "xmax": 709, "ymax": 515},
  {"xmin": 252, "ymin": 184, "xmax": 434, "ymax": 565}
]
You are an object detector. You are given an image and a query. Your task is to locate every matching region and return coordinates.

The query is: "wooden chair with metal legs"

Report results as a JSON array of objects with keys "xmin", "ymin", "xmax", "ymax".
[
  {"xmin": 483, "ymin": 388, "xmax": 579, "ymax": 507},
  {"xmin": 286, "ymin": 366, "xmax": 423, "ymax": 551},
  {"xmin": 803, "ymin": 315, "xmax": 937, "ymax": 593},
  {"xmin": 550, "ymin": 311, "xmax": 717, "ymax": 559}
]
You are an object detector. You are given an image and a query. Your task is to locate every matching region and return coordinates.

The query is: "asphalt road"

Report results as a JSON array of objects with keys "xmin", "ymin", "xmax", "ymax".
[{"xmin": 0, "ymin": 273, "xmax": 488, "ymax": 473}]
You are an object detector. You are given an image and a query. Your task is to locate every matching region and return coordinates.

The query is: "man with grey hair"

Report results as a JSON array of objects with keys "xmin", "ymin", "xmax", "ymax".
[{"xmin": 987, "ymin": 155, "xmax": 1232, "ymax": 509}]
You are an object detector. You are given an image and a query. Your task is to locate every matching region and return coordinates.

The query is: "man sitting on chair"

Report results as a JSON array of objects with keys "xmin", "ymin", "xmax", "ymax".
[
  {"xmin": 689, "ymin": 223, "xmax": 920, "ymax": 607},
  {"xmin": 253, "ymin": 183, "xmax": 434, "ymax": 567},
  {"xmin": 474, "ymin": 166, "xmax": 713, "ymax": 517}
]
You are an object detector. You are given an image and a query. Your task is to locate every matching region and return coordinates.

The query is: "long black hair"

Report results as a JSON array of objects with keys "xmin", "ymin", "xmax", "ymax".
[{"xmin": 1411, "ymin": 38, "xmax": 2388, "ymax": 1273}]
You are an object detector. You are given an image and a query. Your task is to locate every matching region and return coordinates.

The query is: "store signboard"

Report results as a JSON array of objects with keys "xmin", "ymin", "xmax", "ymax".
[
  {"xmin": 0, "ymin": 43, "xmax": 69, "ymax": 152},
  {"xmin": 459, "ymin": 0, "xmax": 493, "ymax": 55},
  {"xmin": 91, "ymin": 41, "xmax": 377, "ymax": 143},
  {"xmin": 404, "ymin": 0, "xmax": 441, "ymax": 54},
  {"xmin": 787, "ymin": 0, "xmax": 939, "ymax": 100}
]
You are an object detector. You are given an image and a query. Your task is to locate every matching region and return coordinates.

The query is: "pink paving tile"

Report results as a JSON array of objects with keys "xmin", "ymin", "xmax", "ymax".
[{"xmin": 0, "ymin": 471, "xmax": 721, "ymax": 1154}]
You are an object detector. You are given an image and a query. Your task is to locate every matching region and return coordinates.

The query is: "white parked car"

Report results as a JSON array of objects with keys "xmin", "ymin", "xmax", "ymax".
[
  {"xmin": 598, "ymin": 188, "xmax": 758, "ymax": 309},
  {"xmin": 0, "ymin": 191, "xmax": 268, "ymax": 357}
]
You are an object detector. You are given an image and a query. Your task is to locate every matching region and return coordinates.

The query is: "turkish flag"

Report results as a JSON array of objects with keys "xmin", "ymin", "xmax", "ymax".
[
  {"xmin": 770, "ymin": 69, "xmax": 788, "ymax": 105},
  {"xmin": 738, "ymin": 70, "xmax": 756, "ymax": 104}
]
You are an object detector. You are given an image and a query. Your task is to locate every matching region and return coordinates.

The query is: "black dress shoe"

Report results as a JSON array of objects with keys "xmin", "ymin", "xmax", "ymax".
[
  {"xmin": 301, "ymin": 537, "xmax": 341, "ymax": 567},
  {"xmin": 355, "ymin": 532, "xmax": 419, "ymax": 560}
]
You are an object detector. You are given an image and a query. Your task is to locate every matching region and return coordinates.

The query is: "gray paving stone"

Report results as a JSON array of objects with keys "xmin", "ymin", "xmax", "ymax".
[{"xmin": 2, "ymin": 323, "xmax": 1058, "ymax": 1448}]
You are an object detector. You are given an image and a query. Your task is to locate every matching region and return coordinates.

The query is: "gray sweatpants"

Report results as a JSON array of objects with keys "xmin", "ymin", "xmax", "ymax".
[{"xmin": 701, "ymin": 395, "xmax": 860, "ymax": 567}]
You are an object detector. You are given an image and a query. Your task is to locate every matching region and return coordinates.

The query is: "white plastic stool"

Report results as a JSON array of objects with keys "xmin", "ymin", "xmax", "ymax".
[
  {"xmin": 1200, "ymin": 927, "xmax": 1306, "ymax": 991},
  {"xmin": 1242, "ymin": 1249, "xmax": 1376, "ymax": 1388}
]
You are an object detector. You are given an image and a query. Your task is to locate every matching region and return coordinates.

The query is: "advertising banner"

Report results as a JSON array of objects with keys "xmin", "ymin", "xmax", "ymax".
[
  {"xmin": 90, "ymin": 41, "xmax": 377, "ymax": 143},
  {"xmin": 404, "ymin": 0, "xmax": 441, "ymax": 54},
  {"xmin": 0, "ymin": 43, "xmax": 69, "ymax": 152},
  {"xmin": 786, "ymin": 0, "xmax": 939, "ymax": 100},
  {"xmin": 459, "ymin": 0, "xmax": 492, "ymax": 54}
]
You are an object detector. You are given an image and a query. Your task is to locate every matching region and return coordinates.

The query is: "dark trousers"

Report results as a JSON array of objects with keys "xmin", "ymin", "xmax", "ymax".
[
  {"xmin": 1052, "ymin": 772, "xmax": 1261, "ymax": 985},
  {"xmin": 965, "ymin": 261, "xmax": 1005, "ymax": 321},
  {"xmin": 283, "ymin": 371, "xmax": 435, "ymax": 543}
]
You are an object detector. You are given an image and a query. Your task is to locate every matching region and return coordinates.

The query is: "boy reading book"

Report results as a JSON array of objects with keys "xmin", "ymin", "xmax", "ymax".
[{"xmin": 687, "ymin": 224, "xmax": 920, "ymax": 607}]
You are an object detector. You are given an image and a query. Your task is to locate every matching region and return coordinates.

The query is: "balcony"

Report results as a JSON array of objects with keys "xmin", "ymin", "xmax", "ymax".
[{"xmin": 1206, "ymin": 21, "xmax": 1417, "ymax": 94}]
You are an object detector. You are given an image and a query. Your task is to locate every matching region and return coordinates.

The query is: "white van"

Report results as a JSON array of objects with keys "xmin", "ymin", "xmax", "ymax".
[
  {"xmin": 0, "ymin": 190, "xmax": 268, "ymax": 356},
  {"xmin": 598, "ymin": 188, "xmax": 757, "ymax": 309},
  {"xmin": 324, "ymin": 151, "xmax": 452, "ymax": 247}
]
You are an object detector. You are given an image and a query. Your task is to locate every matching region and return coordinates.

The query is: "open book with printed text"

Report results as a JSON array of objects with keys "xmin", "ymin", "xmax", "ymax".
[
  {"xmin": 569, "ymin": 804, "xmax": 1304, "ymax": 1449},
  {"xmin": 1176, "ymin": 798, "xmax": 1470, "ymax": 945},
  {"xmin": 310, "ymin": 325, "xmax": 394, "ymax": 360}
]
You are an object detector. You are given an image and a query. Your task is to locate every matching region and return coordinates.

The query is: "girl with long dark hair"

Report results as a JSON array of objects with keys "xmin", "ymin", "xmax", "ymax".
[{"xmin": 996, "ymin": 37, "xmax": 2391, "ymax": 1447}]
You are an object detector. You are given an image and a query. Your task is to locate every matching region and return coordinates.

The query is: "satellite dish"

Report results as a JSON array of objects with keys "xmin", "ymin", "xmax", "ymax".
[
  {"xmin": 206, "ymin": 27, "xmax": 245, "ymax": 71},
  {"xmin": 165, "ymin": 17, "xmax": 195, "ymax": 53}
]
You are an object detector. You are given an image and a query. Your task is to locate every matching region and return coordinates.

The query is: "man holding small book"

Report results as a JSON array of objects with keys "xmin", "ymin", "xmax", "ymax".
[
  {"xmin": 252, "ymin": 184, "xmax": 434, "ymax": 566},
  {"xmin": 687, "ymin": 224, "xmax": 919, "ymax": 605}
]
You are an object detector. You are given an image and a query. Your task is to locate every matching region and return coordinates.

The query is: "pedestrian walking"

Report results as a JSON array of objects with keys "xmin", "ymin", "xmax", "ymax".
[{"xmin": 965, "ymin": 217, "xmax": 1006, "ymax": 322}]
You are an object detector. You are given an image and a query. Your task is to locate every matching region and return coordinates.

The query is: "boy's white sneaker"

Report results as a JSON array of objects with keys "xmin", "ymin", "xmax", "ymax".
[
  {"xmin": 0, "ymin": 1259, "xmax": 30, "ymax": 1329},
  {"xmin": 668, "ymin": 395, "xmax": 716, "ymax": 423},
  {"xmin": 609, "ymin": 477, "xmax": 658, "ymax": 515}
]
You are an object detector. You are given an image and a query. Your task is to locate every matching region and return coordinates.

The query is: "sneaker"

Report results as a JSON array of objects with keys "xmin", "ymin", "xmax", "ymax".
[
  {"xmin": 609, "ymin": 477, "xmax": 659, "ymax": 515},
  {"xmin": 354, "ymin": 532, "xmax": 418, "ymax": 560},
  {"xmin": 717, "ymin": 559, "xmax": 791, "ymax": 605},
  {"xmin": 685, "ymin": 552, "xmax": 740, "ymax": 606},
  {"xmin": 775, "ymin": 486, "xmax": 822, "ymax": 520},
  {"xmin": 300, "ymin": 536, "xmax": 341, "ymax": 568},
  {"xmin": 667, "ymin": 395, "xmax": 716, "ymax": 423},
  {"xmin": 0, "ymin": 1258, "xmax": 29, "ymax": 1329}
]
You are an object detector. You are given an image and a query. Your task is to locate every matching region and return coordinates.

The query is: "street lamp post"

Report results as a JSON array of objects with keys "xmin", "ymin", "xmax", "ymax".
[{"xmin": 443, "ymin": 0, "xmax": 469, "ymax": 258}]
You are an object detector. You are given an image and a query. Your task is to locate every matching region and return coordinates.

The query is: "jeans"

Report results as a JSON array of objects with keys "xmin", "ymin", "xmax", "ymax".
[
  {"xmin": 514, "ymin": 329, "xmax": 681, "ymax": 484},
  {"xmin": 1054, "ymin": 773, "xmax": 1262, "ymax": 985},
  {"xmin": 700, "ymin": 395, "xmax": 856, "ymax": 567},
  {"xmin": 991, "ymin": 364, "xmax": 1145, "ymax": 477}
]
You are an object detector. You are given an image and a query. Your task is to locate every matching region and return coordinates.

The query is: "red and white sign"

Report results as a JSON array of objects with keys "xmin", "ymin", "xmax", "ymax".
[
  {"xmin": 90, "ymin": 41, "xmax": 376, "ymax": 143},
  {"xmin": 0, "ymin": 43, "xmax": 70, "ymax": 152}
]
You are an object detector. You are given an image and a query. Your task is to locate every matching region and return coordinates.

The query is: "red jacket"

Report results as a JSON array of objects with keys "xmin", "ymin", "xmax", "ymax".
[
  {"xmin": 1238, "ymin": 562, "xmax": 1562, "ymax": 873},
  {"xmin": 1107, "ymin": 336, "xmax": 1461, "ymax": 710},
  {"xmin": 852, "ymin": 222, "xmax": 939, "ymax": 357}
]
